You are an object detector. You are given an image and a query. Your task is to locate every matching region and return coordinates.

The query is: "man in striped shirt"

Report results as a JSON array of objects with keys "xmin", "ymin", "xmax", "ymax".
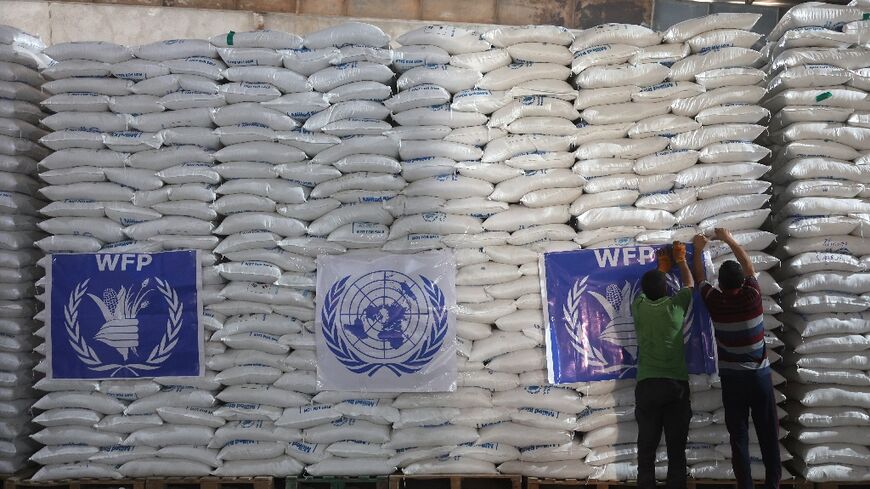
[{"xmin": 692, "ymin": 228, "xmax": 780, "ymax": 489}]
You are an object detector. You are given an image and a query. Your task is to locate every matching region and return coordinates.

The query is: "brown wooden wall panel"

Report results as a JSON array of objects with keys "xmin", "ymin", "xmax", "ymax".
[
  {"xmin": 298, "ymin": 0, "xmax": 345, "ymax": 16},
  {"xmin": 422, "ymin": 0, "xmax": 497, "ymax": 24},
  {"xmin": 575, "ymin": 0, "xmax": 652, "ymax": 28},
  {"xmin": 348, "ymin": 0, "xmax": 421, "ymax": 20},
  {"xmin": 41, "ymin": 0, "xmax": 657, "ymax": 28},
  {"xmin": 163, "ymin": 0, "xmax": 236, "ymax": 8},
  {"xmin": 496, "ymin": 0, "xmax": 574, "ymax": 28},
  {"xmin": 237, "ymin": 0, "xmax": 296, "ymax": 12},
  {"xmin": 52, "ymin": 0, "xmax": 164, "ymax": 5}
]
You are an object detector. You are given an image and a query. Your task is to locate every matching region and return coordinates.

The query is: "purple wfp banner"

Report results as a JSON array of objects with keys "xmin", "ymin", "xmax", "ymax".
[
  {"xmin": 47, "ymin": 251, "xmax": 203, "ymax": 379},
  {"xmin": 541, "ymin": 245, "xmax": 717, "ymax": 384}
]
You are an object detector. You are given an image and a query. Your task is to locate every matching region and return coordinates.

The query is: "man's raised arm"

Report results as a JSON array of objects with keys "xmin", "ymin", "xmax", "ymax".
[
  {"xmin": 673, "ymin": 241, "xmax": 693, "ymax": 289},
  {"xmin": 692, "ymin": 233, "xmax": 708, "ymax": 286},
  {"xmin": 714, "ymin": 227, "xmax": 756, "ymax": 277}
]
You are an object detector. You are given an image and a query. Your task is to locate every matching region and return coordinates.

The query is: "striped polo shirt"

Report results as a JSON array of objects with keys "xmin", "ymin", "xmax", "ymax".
[{"xmin": 700, "ymin": 276, "xmax": 769, "ymax": 375}]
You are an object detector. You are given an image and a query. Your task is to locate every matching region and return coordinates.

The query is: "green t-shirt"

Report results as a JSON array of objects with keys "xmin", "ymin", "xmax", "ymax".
[{"xmin": 631, "ymin": 287, "xmax": 692, "ymax": 382}]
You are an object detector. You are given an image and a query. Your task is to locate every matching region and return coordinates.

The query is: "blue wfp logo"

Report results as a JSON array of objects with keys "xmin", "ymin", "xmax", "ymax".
[
  {"xmin": 562, "ymin": 247, "xmax": 693, "ymax": 377},
  {"xmin": 52, "ymin": 252, "xmax": 199, "ymax": 379}
]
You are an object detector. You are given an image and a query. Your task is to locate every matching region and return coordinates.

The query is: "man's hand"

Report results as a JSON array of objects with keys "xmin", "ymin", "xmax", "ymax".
[
  {"xmin": 673, "ymin": 241, "xmax": 694, "ymax": 289},
  {"xmin": 714, "ymin": 227, "xmax": 755, "ymax": 276},
  {"xmin": 693, "ymin": 234, "xmax": 708, "ymax": 250},
  {"xmin": 656, "ymin": 246, "xmax": 673, "ymax": 273},
  {"xmin": 714, "ymin": 227, "xmax": 733, "ymax": 243},
  {"xmin": 672, "ymin": 241, "xmax": 686, "ymax": 264}
]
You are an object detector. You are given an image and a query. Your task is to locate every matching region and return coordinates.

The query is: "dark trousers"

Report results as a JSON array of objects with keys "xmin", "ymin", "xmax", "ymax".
[
  {"xmin": 721, "ymin": 371, "xmax": 781, "ymax": 489},
  {"xmin": 635, "ymin": 378, "xmax": 691, "ymax": 489}
]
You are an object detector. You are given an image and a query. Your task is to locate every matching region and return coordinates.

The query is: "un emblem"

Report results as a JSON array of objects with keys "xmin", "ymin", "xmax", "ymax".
[{"xmin": 321, "ymin": 270, "xmax": 448, "ymax": 377}]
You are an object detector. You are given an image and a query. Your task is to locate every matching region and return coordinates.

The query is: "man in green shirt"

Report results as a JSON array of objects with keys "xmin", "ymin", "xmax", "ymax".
[{"xmin": 631, "ymin": 242, "xmax": 694, "ymax": 489}]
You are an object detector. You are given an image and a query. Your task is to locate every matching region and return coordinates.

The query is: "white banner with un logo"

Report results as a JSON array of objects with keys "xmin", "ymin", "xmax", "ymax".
[{"xmin": 316, "ymin": 250, "xmax": 457, "ymax": 392}]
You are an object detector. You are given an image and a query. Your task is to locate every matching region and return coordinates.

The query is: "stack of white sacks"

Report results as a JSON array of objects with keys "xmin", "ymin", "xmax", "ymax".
[
  {"xmin": 566, "ymin": 15, "xmax": 793, "ymax": 481},
  {"xmin": 370, "ymin": 24, "xmax": 587, "ymax": 478},
  {"xmin": 266, "ymin": 23, "xmax": 403, "ymax": 477},
  {"xmin": 277, "ymin": 23, "xmax": 508, "ymax": 478},
  {"xmin": 387, "ymin": 26, "xmax": 492, "ymax": 477},
  {"xmin": 664, "ymin": 14, "xmax": 794, "ymax": 482},
  {"xmin": 0, "ymin": 24, "xmax": 48, "ymax": 474},
  {"xmin": 17, "ymin": 13, "xmax": 840, "ymax": 480},
  {"xmin": 206, "ymin": 28, "xmax": 315, "ymax": 478},
  {"xmin": 762, "ymin": 1, "xmax": 870, "ymax": 482},
  {"xmin": 465, "ymin": 25, "xmax": 594, "ymax": 479},
  {"xmin": 568, "ymin": 20, "xmax": 689, "ymax": 482},
  {"xmin": 29, "ymin": 38, "xmax": 229, "ymax": 479}
]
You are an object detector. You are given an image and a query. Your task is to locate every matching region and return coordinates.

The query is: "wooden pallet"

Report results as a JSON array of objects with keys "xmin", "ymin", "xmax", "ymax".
[
  {"xmin": 388, "ymin": 474, "xmax": 520, "ymax": 489},
  {"xmin": 3, "ymin": 478, "xmax": 146, "ymax": 489},
  {"xmin": 2, "ymin": 476, "xmax": 271, "ymax": 489},
  {"xmin": 286, "ymin": 476, "xmax": 388, "ymax": 489},
  {"xmin": 688, "ymin": 480, "xmax": 814, "ymax": 489},
  {"xmin": 0, "ymin": 469, "xmax": 36, "ymax": 483},
  {"xmin": 145, "ymin": 477, "xmax": 273, "ymax": 489},
  {"xmin": 815, "ymin": 483, "xmax": 870, "ymax": 489},
  {"xmin": 525, "ymin": 478, "xmax": 615, "ymax": 489},
  {"xmin": 527, "ymin": 479, "xmax": 816, "ymax": 489}
]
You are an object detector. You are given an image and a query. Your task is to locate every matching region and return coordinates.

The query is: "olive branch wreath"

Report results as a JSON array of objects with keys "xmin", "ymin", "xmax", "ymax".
[
  {"xmin": 64, "ymin": 277, "xmax": 183, "ymax": 377},
  {"xmin": 321, "ymin": 274, "xmax": 447, "ymax": 377},
  {"xmin": 562, "ymin": 276, "xmax": 609, "ymax": 369}
]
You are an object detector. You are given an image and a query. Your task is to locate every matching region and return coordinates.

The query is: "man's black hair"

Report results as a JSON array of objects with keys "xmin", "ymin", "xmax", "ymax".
[
  {"xmin": 641, "ymin": 270, "xmax": 667, "ymax": 301},
  {"xmin": 718, "ymin": 260, "xmax": 744, "ymax": 290}
]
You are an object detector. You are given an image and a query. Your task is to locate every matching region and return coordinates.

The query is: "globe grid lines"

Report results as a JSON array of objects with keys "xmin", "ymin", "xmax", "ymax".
[{"xmin": 338, "ymin": 270, "xmax": 431, "ymax": 362}]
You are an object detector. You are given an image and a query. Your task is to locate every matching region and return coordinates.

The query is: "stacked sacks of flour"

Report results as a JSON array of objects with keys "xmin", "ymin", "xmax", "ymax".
[
  {"xmin": 278, "ymin": 24, "xmax": 492, "ymax": 477},
  {"xmin": 0, "ymin": 25, "xmax": 49, "ymax": 475},
  {"xmin": 345, "ymin": 25, "xmax": 494, "ymax": 476},
  {"xmin": 204, "ymin": 29, "xmax": 312, "ymax": 478},
  {"xmin": 297, "ymin": 22, "xmax": 397, "ymax": 254},
  {"xmin": 566, "ymin": 16, "xmax": 792, "ymax": 481},
  {"xmin": 566, "ymin": 22, "xmax": 681, "ymax": 482},
  {"xmin": 661, "ymin": 14, "xmax": 795, "ymax": 481},
  {"xmin": 760, "ymin": 2, "xmax": 870, "ymax": 482},
  {"xmin": 29, "ymin": 38, "xmax": 227, "ymax": 480},
  {"xmin": 569, "ymin": 22, "xmax": 677, "ymax": 253},
  {"xmin": 385, "ymin": 25, "xmax": 489, "ymax": 256},
  {"xmin": 264, "ymin": 23, "xmax": 403, "ymax": 477},
  {"xmin": 379, "ymin": 24, "xmax": 586, "ymax": 477},
  {"xmin": 460, "ymin": 25, "xmax": 599, "ymax": 479}
]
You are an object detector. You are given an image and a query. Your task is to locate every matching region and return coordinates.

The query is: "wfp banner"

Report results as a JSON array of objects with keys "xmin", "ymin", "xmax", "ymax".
[
  {"xmin": 541, "ymin": 246, "xmax": 717, "ymax": 384},
  {"xmin": 47, "ymin": 251, "xmax": 203, "ymax": 380},
  {"xmin": 316, "ymin": 250, "xmax": 456, "ymax": 392}
]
